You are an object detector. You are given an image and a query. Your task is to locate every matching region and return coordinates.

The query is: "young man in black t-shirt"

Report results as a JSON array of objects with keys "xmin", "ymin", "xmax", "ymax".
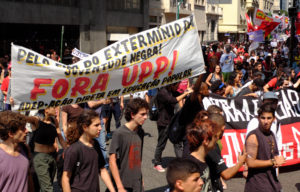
[
  {"xmin": 109, "ymin": 98, "xmax": 149, "ymax": 192},
  {"xmin": 62, "ymin": 110, "xmax": 115, "ymax": 192},
  {"xmin": 206, "ymin": 113, "xmax": 246, "ymax": 192}
]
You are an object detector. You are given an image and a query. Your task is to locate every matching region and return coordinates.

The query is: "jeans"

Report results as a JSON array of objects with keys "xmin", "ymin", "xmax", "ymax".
[
  {"xmin": 154, "ymin": 125, "xmax": 168, "ymax": 165},
  {"xmin": 5, "ymin": 103, "xmax": 11, "ymax": 110},
  {"xmin": 95, "ymin": 119, "xmax": 109, "ymax": 168},
  {"xmin": 0, "ymin": 89, "xmax": 3, "ymax": 111},
  {"xmin": 106, "ymin": 102, "xmax": 121, "ymax": 132}
]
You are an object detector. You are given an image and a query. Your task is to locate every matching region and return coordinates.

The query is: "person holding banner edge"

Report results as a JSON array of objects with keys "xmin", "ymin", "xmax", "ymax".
[{"xmin": 153, "ymin": 82, "xmax": 193, "ymax": 172}]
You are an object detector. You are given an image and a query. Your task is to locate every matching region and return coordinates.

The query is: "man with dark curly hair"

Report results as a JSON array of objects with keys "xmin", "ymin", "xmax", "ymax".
[
  {"xmin": 0, "ymin": 111, "xmax": 32, "ymax": 192},
  {"xmin": 109, "ymin": 98, "xmax": 149, "ymax": 192}
]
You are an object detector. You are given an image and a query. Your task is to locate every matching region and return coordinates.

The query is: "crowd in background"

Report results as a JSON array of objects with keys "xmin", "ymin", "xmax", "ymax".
[{"xmin": 0, "ymin": 39, "xmax": 299, "ymax": 192}]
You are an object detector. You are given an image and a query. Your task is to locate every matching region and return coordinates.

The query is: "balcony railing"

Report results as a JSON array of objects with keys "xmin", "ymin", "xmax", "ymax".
[
  {"xmin": 168, "ymin": 0, "xmax": 192, "ymax": 13},
  {"xmin": 206, "ymin": 4, "xmax": 222, "ymax": 15}
]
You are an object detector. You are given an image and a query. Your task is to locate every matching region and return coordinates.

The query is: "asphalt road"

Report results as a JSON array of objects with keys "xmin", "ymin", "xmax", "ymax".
[{"xmin": 97, "ymin": 117, "xmax": 300, "ymax": 192}]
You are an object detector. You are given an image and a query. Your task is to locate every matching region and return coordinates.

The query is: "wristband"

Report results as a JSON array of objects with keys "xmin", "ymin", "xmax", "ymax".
[{"xmin": 271, "ymin": 158, "xmax": 275, "ymax": 166}]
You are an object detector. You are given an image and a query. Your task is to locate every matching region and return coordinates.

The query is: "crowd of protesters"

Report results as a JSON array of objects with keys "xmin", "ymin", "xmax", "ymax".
[{"xmin": 0, "ymin": 39, "xmax": 299, "ymax": 192}]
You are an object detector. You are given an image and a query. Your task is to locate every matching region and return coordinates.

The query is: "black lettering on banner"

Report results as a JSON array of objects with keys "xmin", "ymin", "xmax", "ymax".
[
  {"xmin": 107, "ymin": 89, "xmax": 121, "ymax": 97},
  {"xmin": 92, "ymin": 56, "xmax": 100, "ymax": 65},
  {"xmin": 130, "ymin": 36, "xmax": 138, "ymax": 52},
  {"xmin": 147, "ymin": 31, "xmax": 160, "ymax": 45},
  {"xmin": 161, "ymin": 69, "xmax": 192, "ymax": 85},
  {"xmin": 84, "ymin": 60, "xmax": 92, "ymax": 68},
  {"xmin": 161, "ymin": 27, "xmax": 171, "ymax": 39},
  {"xmin": 17, "ymin": 48, "xmax": 27, "ymax": 62},
  {"xmin": 42, "ymin": 58, "xmax": 50, "ymax": 65},
  {"xmin": 120, "ymin": 39, "xmax": 130, "ymax": 52},
  {"xmin": 104, "ymin": 48, "xmax": 112, "ymax": 60},
  {"xmin": 26, "ymin": 52, "xmax": 35, "ymax": 64},
  {"xmin": 18, "ymin": 101, "xmax": 45, "ymax": 111},
  {"xmin": 204, "ymin": 89, "xmax": 300, "ymax": 129},
  {"xmin": 122, "ymin": 79, "xmax": 160, "ymax": 95},
  {"xmin": 174, "ymin": 23, "xmax": 181, "ymax": 35},
  {"xmin": 137, "ymin": 34, "xmax": 148, "ymax": 48},
  {"xmin": 130, "ymin": 45, "xmax": 161, "ymax": 64},
  {"xmin": 111, "ymin": 43, "xmax": 122, "ymax": 57}
]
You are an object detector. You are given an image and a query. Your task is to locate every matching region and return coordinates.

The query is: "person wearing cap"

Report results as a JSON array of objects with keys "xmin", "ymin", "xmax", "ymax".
[
  {"xmin": 1, "ymin": 63, "xmax": 11, "ymax": 110},
  {"xmin": 236, "ymin": 78, "xmax": 264, "ymax": 97}
]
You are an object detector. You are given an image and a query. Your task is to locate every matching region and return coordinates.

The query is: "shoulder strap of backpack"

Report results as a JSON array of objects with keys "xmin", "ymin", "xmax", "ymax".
[{"xmin": 70, "ymin": 141, "xmax": 83, "ymax": 183}]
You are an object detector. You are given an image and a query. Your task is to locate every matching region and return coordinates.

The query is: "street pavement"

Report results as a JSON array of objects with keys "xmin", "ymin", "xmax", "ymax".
[{"xmin": 98, "ymin": 117, "xmax": 300, "ymax": 192}]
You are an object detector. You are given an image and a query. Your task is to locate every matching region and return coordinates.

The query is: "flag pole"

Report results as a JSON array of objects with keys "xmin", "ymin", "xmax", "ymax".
[{"xmin": 60, "ymin": 25, "xmax": 64, "ymax": 62}]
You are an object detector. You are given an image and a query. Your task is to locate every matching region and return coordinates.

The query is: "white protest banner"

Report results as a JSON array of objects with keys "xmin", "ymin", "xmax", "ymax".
[
  {"xmin": 71, "ymin": 47, "xmax": 90, "ymax": 59},
  {"xmin": 11, "ymin": 15, "xmax": 205, "ymax": 111}
]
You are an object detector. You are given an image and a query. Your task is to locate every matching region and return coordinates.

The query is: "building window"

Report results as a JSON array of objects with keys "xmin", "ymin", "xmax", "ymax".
[
  {"xmin": 107, "ymin": 0, "xmax": 142, "ymax": 13},
  {"xmin": 211, "ymin": 20, "xmax": 216, "ymax": 33},
  {"xmin": 150, "ymin": 16, "xmax": 157, "ymax": 23}
]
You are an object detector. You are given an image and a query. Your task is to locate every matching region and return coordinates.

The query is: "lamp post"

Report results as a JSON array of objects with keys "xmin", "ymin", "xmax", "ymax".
[
  {"xmin": 176, "ymin": 0, "xmax": 184, "ymax": 20},
  {"xmin": 60, "ymin": 25, "xmax": 64, "ymax": 62}
]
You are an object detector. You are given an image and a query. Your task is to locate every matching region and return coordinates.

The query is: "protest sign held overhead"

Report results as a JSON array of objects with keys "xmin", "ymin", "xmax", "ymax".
[{"xmin": 11, "ymin": 15, "xmax": 205, "ymax": 111}]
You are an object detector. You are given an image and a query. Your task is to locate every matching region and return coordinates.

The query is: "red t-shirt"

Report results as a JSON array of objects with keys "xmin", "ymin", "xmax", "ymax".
[
  {"xmin": 1, "ymin": 76, "xmax": 10, "ymax": 101},
  {"xmin": 237, "ymin": 48, "xmax": 245, "ymax": 53},
  {"xmin": 267, "ymin": 77, "xmax": 279, "ymax": 90}
]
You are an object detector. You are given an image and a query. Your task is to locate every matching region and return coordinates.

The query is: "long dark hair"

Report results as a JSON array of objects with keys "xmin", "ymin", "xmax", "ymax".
[{"xmin": 77, "ymin": 110, "xmax": 99, "ymax": 136}]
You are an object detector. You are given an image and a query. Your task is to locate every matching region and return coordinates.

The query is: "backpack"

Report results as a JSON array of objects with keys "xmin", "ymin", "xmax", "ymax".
[
  {"xmin": 167, "ymin": 109, "xmax": 185, "ymax": 144},
  {"xmin": 56, "ymin": 139, "xmax": 103, "ymax": 187},
  {"xmin": 56, "ymin": 141, "xmax": 83, "ymax": 187},
  {"xmin": 149, "ymin": 95, "xmax": 159, "ymax": 121}
]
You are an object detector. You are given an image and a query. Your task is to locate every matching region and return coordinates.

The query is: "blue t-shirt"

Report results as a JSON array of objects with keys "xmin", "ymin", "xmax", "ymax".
[{"xmin": 220, "ymin": 52, "xmax": 236, "ymax": 72}]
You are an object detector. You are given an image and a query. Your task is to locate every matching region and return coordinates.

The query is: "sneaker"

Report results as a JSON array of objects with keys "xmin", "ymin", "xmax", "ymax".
[{"xmin": 154, "ymin": 165, "xmax": 165, "ymax": 172}]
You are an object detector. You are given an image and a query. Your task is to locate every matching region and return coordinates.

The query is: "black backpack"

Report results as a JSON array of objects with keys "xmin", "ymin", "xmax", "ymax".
[
  {"xmin": 167, "ymin": 109, "xmax": 185, "ymax": 144},
  {"xmin": 56, "ymin": 139, "xmax": 103, "ymax": 187},
  {"xmin": 56, "ymin": 141, "xmax": 83, "ymax": 187},
  {"xmin": 149, "ymin": 95, "xmax": 159, "ymax": 121}
]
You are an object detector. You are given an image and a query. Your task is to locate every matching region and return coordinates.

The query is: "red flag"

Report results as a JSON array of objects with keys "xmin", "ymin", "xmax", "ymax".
[
  {"xmin": 296, "ymin": 22, "xmax": 300, "ymax": 35},
  {"xmin": 245, "ymin": 13, "xmax": 255, "ymax": 32},
  {"xmin": 257, "ymin": 21, "xmax": 280, "ymax": 37}
]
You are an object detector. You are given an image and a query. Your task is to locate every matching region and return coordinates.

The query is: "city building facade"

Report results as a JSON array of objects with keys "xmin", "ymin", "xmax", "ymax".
[
  {"xmin": 218, "ymin": 0, "xmax": 248, "ymax": 42},
  {"xmin": 258, "ymin": 0, "xmax": 274, "ymax": 13},
  {"xmin": 0, "ymin": 0, "xmax": 149, "ymax": 56},
  {"xmin": 149, "ymin": 0, "xmax": 222, "ymax": 44}
]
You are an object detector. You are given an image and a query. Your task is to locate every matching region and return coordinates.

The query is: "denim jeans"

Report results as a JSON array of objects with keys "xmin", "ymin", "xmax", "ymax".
[
  {"xmin": 95, "ymin": 119, "xmax": 108, "ymax": 168},
  {"xmin": 106, "ymin": 102, "xmax": 121, "ymax": 132},
  {"xmin": 0, "ymin": 90, "xmax": 3, "ymax": 111}
]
